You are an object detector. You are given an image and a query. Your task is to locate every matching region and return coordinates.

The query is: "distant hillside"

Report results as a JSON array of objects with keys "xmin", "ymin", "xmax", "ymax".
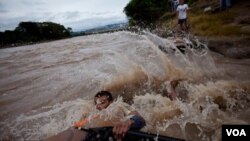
[
  {"xmin": 72, "ymin": 22, "xmax": 128, "ymax": 36},
  {"xmin": 0, "ymin": 21, "xmax": 71, "ymax": 48}
]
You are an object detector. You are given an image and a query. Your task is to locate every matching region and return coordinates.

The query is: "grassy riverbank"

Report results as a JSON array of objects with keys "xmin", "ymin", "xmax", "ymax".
[
  {"xmin": 160, "ymin": 0, "xmax": 250, "ymax": 58},
  {"xmin": 162, "ymin": 0, "xmax": 250, "ymax": 37}
]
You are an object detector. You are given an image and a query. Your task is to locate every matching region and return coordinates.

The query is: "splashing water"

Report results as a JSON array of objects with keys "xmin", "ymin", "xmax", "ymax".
[{"xmin": 0, "ymin": 31, "xmax": 250, "ymax": 141}]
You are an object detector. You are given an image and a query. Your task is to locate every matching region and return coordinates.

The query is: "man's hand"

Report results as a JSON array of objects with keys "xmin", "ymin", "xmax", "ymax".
[
  {"xmin": 73, "ymin": 120, "xmax": 87, "ymax": 128},
  {"xmin": 113, "ymin": 120, "xmax": 134, "ymax": 139}
]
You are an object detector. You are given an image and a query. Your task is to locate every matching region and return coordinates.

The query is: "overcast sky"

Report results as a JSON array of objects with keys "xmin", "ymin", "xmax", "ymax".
[{"xmin": 0, "ymin": 0, "xmax": 130, "ymax": 31}]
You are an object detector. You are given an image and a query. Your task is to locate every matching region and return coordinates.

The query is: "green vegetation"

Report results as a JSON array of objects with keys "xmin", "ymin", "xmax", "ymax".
[
  {"xmin": 189, "ymin": 11, "xmax": 249, "ymax": 36},
  {"xmin": 0, "ymin": 21, "xmax": 71, "ymax": 47},
  {"xmin": 124, "ymin": 0, "xmax": 170, "ymax": 26},
  {"xmin": 191, "ymin": 7, "xmax": 250, "ymax": 36},
  {"xmin": 124, "ymin": 0, "xmax": 250, "ymax": 37}
]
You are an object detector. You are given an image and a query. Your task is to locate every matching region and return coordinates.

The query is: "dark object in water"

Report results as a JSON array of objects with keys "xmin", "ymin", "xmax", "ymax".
[
  {"xmin": 158, "ymin": 43, "xmax": 185, "ymax": 54},
  {"xmin": 83, "ymin": 127, "xmax": 185, "ymax": 141},
  {"xmin": 158, "ymin": 37, "xmax": 207, "ymax": 56},
  {"xmin": 158, "ymin": 45, "xmax": 176, "ymax": 54}
]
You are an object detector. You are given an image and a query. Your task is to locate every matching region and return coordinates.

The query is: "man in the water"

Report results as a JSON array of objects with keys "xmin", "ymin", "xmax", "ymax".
[{"xmin": 46, "ymin": 91, "xmax": 146, "ymax": 141}]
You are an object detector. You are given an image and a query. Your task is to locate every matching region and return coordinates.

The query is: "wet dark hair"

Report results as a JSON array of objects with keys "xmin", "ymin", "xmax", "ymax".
[{"xmin": 94, "ymin": 91, "xmax": 113, "ymax": 102}]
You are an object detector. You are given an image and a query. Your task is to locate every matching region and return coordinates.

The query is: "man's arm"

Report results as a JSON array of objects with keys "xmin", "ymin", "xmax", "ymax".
[
  {"xmin": 128, "ymin": 111, "xmax": 146, "ymax": 129},
  {"xmin": 176, "ymin": 6, "xmax": 179, "ymax": 17},
  {"xmin": 45, "ymin": 127, "xmax": 87, "ymax": 141},
  {"xmin": 112, "ymin": 111, "xmax": 146, "ymax": 139},
  {"xmin": 186, "ymin": 4, "xmax": 189, "ymax": 12}
]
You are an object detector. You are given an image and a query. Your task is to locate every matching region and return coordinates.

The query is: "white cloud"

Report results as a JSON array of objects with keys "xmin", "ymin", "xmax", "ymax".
[{"xmin": 0, "ymin": 0, "xmax": 130, "ymax": 31}]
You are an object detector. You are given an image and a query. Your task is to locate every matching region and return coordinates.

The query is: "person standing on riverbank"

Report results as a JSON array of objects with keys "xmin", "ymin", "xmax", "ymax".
[
  {"xmin": 176, "ymin": 0, "xmax": 189, "ymax": 32},
  {"xmin": 171, "ymin": 0, "xmax": 179, "ymax": 11},
  {"xmin": 220, "ymin": 0, "xmax": 232, "ymax": 10}
]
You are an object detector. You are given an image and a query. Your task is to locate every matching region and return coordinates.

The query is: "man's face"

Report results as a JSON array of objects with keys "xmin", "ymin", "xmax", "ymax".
[{"xmin": 95, "ymin": 96, "xmax": 112, "ymax": 110}]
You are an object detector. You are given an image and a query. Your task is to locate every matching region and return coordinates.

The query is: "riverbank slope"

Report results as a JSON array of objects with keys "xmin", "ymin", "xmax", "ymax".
[{"xmin": 161, "ymin": 0, "xmax": 250, "ymax": 58}]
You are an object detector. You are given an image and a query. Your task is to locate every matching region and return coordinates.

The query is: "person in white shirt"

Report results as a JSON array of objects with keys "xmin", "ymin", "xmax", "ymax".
[{"xmin": 176, "ymin": 0, "xmax": 189, "ymax": 32}]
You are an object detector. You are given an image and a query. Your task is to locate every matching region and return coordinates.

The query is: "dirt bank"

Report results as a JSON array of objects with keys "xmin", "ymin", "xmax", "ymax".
[
  {"xmin": 162, "ymin": 0, "xmax": 250, "ymax": 59},
  {"xmin": 202, "ymin": 36, "xmax": 250, "ymax": 59}
]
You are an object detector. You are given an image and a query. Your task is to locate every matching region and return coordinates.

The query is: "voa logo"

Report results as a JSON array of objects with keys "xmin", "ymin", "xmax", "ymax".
[{"xmin": 226, "ymin": 129, "xmax": 246, "ymax": 136}]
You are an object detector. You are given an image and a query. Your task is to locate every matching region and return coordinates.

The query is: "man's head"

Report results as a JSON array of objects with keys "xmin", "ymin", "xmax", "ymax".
[
  {"xmin": 179, "ymin": 0, "xmax": 185, "ymax": 4},
  {"xmin": 94, "ymin": 91, "xmax": 113, "ymax": 110}
]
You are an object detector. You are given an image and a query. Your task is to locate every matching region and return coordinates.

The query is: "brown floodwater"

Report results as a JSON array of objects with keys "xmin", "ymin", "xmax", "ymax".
[{"xmin": 0, "ymin": 31, "xmax": 249, "ymax": 141}]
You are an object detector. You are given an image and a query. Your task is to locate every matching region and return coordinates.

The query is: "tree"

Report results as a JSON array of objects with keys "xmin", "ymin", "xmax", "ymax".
[
  {"xmin": 67, "ymin": 27, "xmax": 73, "ymax": 33},
  {"xmin": 124, "ymin": 0, "xmax": 170, "ymax": 26},
  {"xmin": 0, "ymin": 21, "xmax": 71, "ymax": 47}
]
